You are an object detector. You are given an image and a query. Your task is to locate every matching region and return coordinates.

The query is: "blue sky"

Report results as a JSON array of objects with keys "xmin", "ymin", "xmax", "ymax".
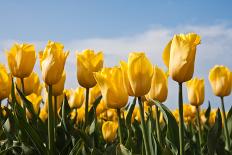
[{"xmin": 0, "ymin": 1, "xmax": 232, "ymax": 110}]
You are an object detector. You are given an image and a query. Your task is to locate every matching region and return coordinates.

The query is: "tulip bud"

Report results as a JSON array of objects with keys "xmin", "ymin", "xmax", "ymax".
[
  {"xmin": 162, "ymin": 33, "xmax": 201, "ymax": 83},
  {"xmin": 26, "ymin": 93, "xmax": 42, "ymax": 119},
  {"xmin": 94, "ymin": 67, "xmax": 128, "ymax": 109},
  {"xmin": 0, "ymin": 64, "xmax": 11, "ymax": 100},
  {"xmin": 102, "ymin": 121, "xmax": 118, "ymax": 143},
  {"xmin": 209, "ymin": 65, "xmax": 231, "ymax": 97},
  {"xmin": 39, "ymin": 41, "xmax": 69, "ymax": 85},
  {"xmin": 146, "ymin": 66, "xmax": 168, "ymax": 103},
  {"xmin": 186, "ymin": 77, "xmax": 205, "ymax": 106},
  {"xmin": 128, "ymin": 52, "xmax": 153, "ymax": 97},
  {"xmin": 68, "ymin": 87, "xmax": 85, "ymax": 109},
  {"xmin": 39, "ymin": 107, "xmax": 48, "ymax": 122},
  {"xmin": 77, "ymin": 49, "xmax": 103, "ymax": 88},
  {"xmin": 16, "ymin": 72, "xmax": 40, "ymax": 96},
  {"xmin": 7, "ymin": 43, "xmax": 36, "ymax": 78},
  {"xmin": 46, "ymin": 72, "xmax": 66, "ymax": 96}
]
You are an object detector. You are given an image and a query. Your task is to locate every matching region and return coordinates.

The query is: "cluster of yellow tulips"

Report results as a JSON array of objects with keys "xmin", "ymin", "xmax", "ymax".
[{"xmin": 0, "ymin": 33, "xmax": 231, "ymax": 155}]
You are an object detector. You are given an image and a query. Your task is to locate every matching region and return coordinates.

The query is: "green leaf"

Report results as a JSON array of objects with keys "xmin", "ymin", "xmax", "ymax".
[
  {"xmin": 207, "ymin": 108, "xmax": 222, "ymax": 155},
  {"xmin": 61, "ymin": 95, "xmax": 71, "ymax": 133},
  {"xmin": 151, "ymin": 99, "xmax": 179, "ymax": 151},
  {"xmin": 227, "ymin": 106, "xmax": 232, "ymax": 138},
  {"xmin": 116, "ymin": 144, "xmax": 132, "ymax": 155},
  {"xmin": 87, "ymin": 96, "xmax": 102, "ymax": 127},
  {"xmin": 69, "ymin": 139, "xmax": 82, "ymax": 155}
]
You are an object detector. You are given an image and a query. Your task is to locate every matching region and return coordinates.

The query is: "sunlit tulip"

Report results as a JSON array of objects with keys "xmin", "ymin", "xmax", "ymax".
[
  {"xmin": 128, "ymin": 52, "xmax": 153, "ymax": 97},
  {"xmin": 186, "ymin": 77, "xmax": 205, "ymax": 106},
  {"xmin": 7, "ymin": 43, "xmax": 36, "ymax": 78},
  {"xmin": 96, "ymin": 100, "xmax": 107, "ymax": 116},
  {"xmin": 76, "ymin": 106, "xmax": 85, "ymax": 123},
  {"xmin": 94, "ymin": 67, "xmax": 128, "ymax": 109},
  {"xmin": 39, "ymin": 107, "xmax": 48, "ymax": 122},
  {"xmin": 16, "ymin": 72, "xmax": 40, "ymax": 96},
  {"xmin": 39, "ymin": 41, "xmax": 69, "ymax": 85},
  {"xmin": 209, "ymin": 65, "xmax": 232, "ymax": 97},
  {"xmin": 146, "ymin": 66, "xmax": 168, "ymax": 103},
  {"xmin": 68, "ymin": 87, "xmax": 85, "ymax": 109},
  {"xmin": 89, "ymin": 84, "xmax": 101, "ymax": 105},
  {"xmin": 102, "ymin": 121, "xmax": 118, "ymax": 143},
  {"xmin": 76, "ymin": 49, "xmax": 103, "ymax": 88},
  {"xmin": 162, "ymin": 33, "xmax": 201, "ymax": 83},
  {"xmin": 0, "ymin": 64, "xmax": 11, "ymax": 101},
  {"xmin": 46, "ymin": 72, "xmax": 66, "ymax": 96},
  {"xmin": 26, "ymin": 93, "xmax": 42, "ymax": 119},
  {"xmin": 120, "ymin": 61, "xmax": 134, "ymax": 96}
]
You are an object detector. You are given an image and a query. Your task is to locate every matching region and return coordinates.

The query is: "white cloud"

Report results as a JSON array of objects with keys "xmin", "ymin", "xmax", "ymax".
[{"xmin": 0, "ymin": 24, "xmax": 232, "ymax": 110}]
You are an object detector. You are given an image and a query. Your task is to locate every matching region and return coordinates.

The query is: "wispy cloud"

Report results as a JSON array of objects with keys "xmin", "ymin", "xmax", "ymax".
[{"xmin": 1, "ymin": 24, "xmax": 231, "ymax": 109}]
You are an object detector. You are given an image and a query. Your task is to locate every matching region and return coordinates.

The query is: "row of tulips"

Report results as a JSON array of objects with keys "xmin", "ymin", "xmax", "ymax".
[{"xmin": 0, "ymin": 33, "xmax": 232, "ymax": 155}]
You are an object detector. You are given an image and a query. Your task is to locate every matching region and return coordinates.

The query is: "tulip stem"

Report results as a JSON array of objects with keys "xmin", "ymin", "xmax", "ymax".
[
  {"xmin": 178, "ymin": 82, "xmax": 184, "ymax": 155},
  {"xmin": 155, "ymin": 105, "xmax": 162, "ymax": 146},
  {"xmin": 220, "ymin": 97, "xmax": 230, "ymax": 149},
  {"xmin": 20, "ymin": 78, "xmax": 26, "ymax": 117},
  {"xmin": 196, "ymin": 106, "xmax": 203, "ymax": 154},
  {"xmin": 138, "ymin": 97, "xmax": 151, "ymax": 155},
  {"xmin": 54, "ymin": 96, "xmax": 57, "ymax": 142},
  {"xmin": 84, "ymin": 88, "xmax": 89, "ymax": 129},
  {"xmin": 117, "ymin": 108, "xmax": 123, "ymax": 144},
  {"xmin": 48, "ymin": 85, "xmax": 54, "ymax": 155}
]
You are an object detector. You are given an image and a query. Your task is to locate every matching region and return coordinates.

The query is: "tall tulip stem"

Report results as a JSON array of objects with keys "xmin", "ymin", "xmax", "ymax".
[
  {"xmin": 220, "ymin": 97, "xmax": 230, "ymax": 149},
  {"xmin": 54, "ymin": 96, "xmax": 57, "ymax": 142},
  {"xmin": 85, "ymin": 88, "xmax": 89, "ymax": 128},
  {"xmin": 138, "ymin": 97, "xmax": 151, "ymax": 155},
  {"xmin": 196, "ymin": 106, "xmax": 203, "ymax": 154},
  {"xmin": 20, "ymin": 78, "xmax": 26, "ymax": 116},
  {"xmin": 117, "ymin": 108, "xmax": 123, "ymax": 144},
  {"xmin": 48, "ymin": 85, "xmax": 54, "ymax": 155},
  {"xmin": 155, "ymin": 105, "xmax": 162, "ymax": 146},
  {"xmin": 178, "ymin": 82, "xmax": 184, "ymax": 155}
]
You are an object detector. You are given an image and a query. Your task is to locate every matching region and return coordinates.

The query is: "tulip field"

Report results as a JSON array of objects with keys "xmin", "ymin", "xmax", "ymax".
[{"xmin": 0, "ymin": 33, "xmax": 232, "ymax": 155}]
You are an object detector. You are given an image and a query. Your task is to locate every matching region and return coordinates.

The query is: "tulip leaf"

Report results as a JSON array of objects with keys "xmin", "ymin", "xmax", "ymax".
[
  {"xmin": 227, "ymin": 106, "xmax": 232, "ymax": 144},
  {"xmin": 14, "ymin": 101, "xmax": 47, "ymax": 155},
  {"xmin": 207, "ymin": 108, "xmax": 222, "ymax": 155},
  {"xmin": 61, "ymin": 95, "xmax": 71, "ymax": 133},
  {"xmin": 150, "ymin": 99, "xmax": 179, "ymax": 150},
  {"xmin": 116, "ymin": 144, "xmax": 132, "ymax": 155},
  {"xmin": 87, "ymin": 95, "xmax": 102, "ymax": 127},
  {"xmin": 68, "ymin": 139, "xmax": 82, "ymax": 155}
]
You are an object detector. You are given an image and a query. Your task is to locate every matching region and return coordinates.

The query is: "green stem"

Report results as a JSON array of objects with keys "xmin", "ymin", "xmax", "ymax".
[
  {"xmin": 178, "ymin": 82, "xmax": 184, "ymax": 155},
  {"xmin": 48, "ymin": 85, "xmax": 54, "ymax": 155},
  {"xmin": 196, "ymin": 106, "xmax": 203, "ymax": 154},
  {"xmin": 54, "ymin": 96, "xmax": 57, "ymax": 142},
  {"xmin": 138, "ymin": 97, "xmax": 151, "ymax": 155},
  {"xmin": 155, "ymin": 105, "xmax": 162, "ymax": 146},
  {"xmin": 84, "ymin": 88, "xmax": 89, "ymax": 129},
  {"xmin": 117, "ymin": 108, "xmax": 123, "ymax": 144},
  {"xmin": 20, "ymin": 78, "xmax": 26, "ymax": 117},
  {"xmin": 220, "ymin": 97, "xmax": 230, "ymax": 149}
]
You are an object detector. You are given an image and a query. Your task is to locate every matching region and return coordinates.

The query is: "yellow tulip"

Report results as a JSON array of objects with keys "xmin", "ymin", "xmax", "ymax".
[
  {"xmin": 6, "ymin": 43, "xmax": 36, "ymax": 78},
  {"xmin": 26, "ymin": 93, "xmax": 42, "ymax": 119},
  {"xmin": 102, "ymin": 121, "xmax": 118, "ymax": 143},
  {"xmin": 39, "ymin": 107, "xmax": 48, "ymax": 122},
  {"xmin": 0, "ymin": 64, "xmax": 11, "ymax": 101},
  {"xmin": 68, "ymin": 87, "xmax": 85, "ymax": 109},
  {"xmin": 162, "ymin": 33, "xmax": 201, "ymax": 83},
  {"xmin": 46, "ymin": 72, "xmax": 66, "ymax": 96},
  {"xmin": 16, "ymin": 72, "xmax": 40, "ymax": 96},
  {"xmin": 128, "ymin": 52, "xmax": 153, "ymax": 97},
  {"xmin": 94, "ymin": 67, "xmax": 128, "ymax": 109},
  {"xmin": 39, "ymin": 41, "xmax": 69, "ymax": 85},
  {"xmin": 120, "ymin": 61, "xmax": 134, "ymax": 96},
  {"xmin": 76, "ymin": 106, "xmax": 85, "ymax": 123},
  {"xmin": 146, "ymin": 66, "xmax": 168, "ymax": 103},
  {"xmin": 96, "ymin": 99, "xmax": 107, "ymax": 116},
  {"xmin": 89, "ymin": 84, "xmax": 101, "ymax": 105},
  {"xmin": 77, "ymin": 49, "xmax": 103, "ymax": 88},
  {"xmin": 186, "ymin": 77, "xmax": 205, "ymax": 106},
  {"xmin": 209, "ymin": 65, "xmax": 232, "ymax": 97}
]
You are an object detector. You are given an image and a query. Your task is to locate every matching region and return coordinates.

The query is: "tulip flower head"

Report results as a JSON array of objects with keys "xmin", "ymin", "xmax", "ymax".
[
  {"xmin": 77, "ymin": 49, "xmax": 103, "ymax": 88},
  {"xmin": 0, "ymin": 64, "xmax": 11, "ymax": 101},
  {"xmin": 39, "ymin": 41, "xmax": 69, "ymax": 85},
  {"xmin": 7, "ymin": 43, "xmax": 36, "ymax": 78},
  {"xmin": 209, "ymin": 65, "xmax": 231, "ymax": 97},
  {"xmin": 162, "ymin": 33, "xmax": 201, "ymax": 83},
  {"xmin": 102, "ymin": 121, "xmax": 118, "ymax": 143}
]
